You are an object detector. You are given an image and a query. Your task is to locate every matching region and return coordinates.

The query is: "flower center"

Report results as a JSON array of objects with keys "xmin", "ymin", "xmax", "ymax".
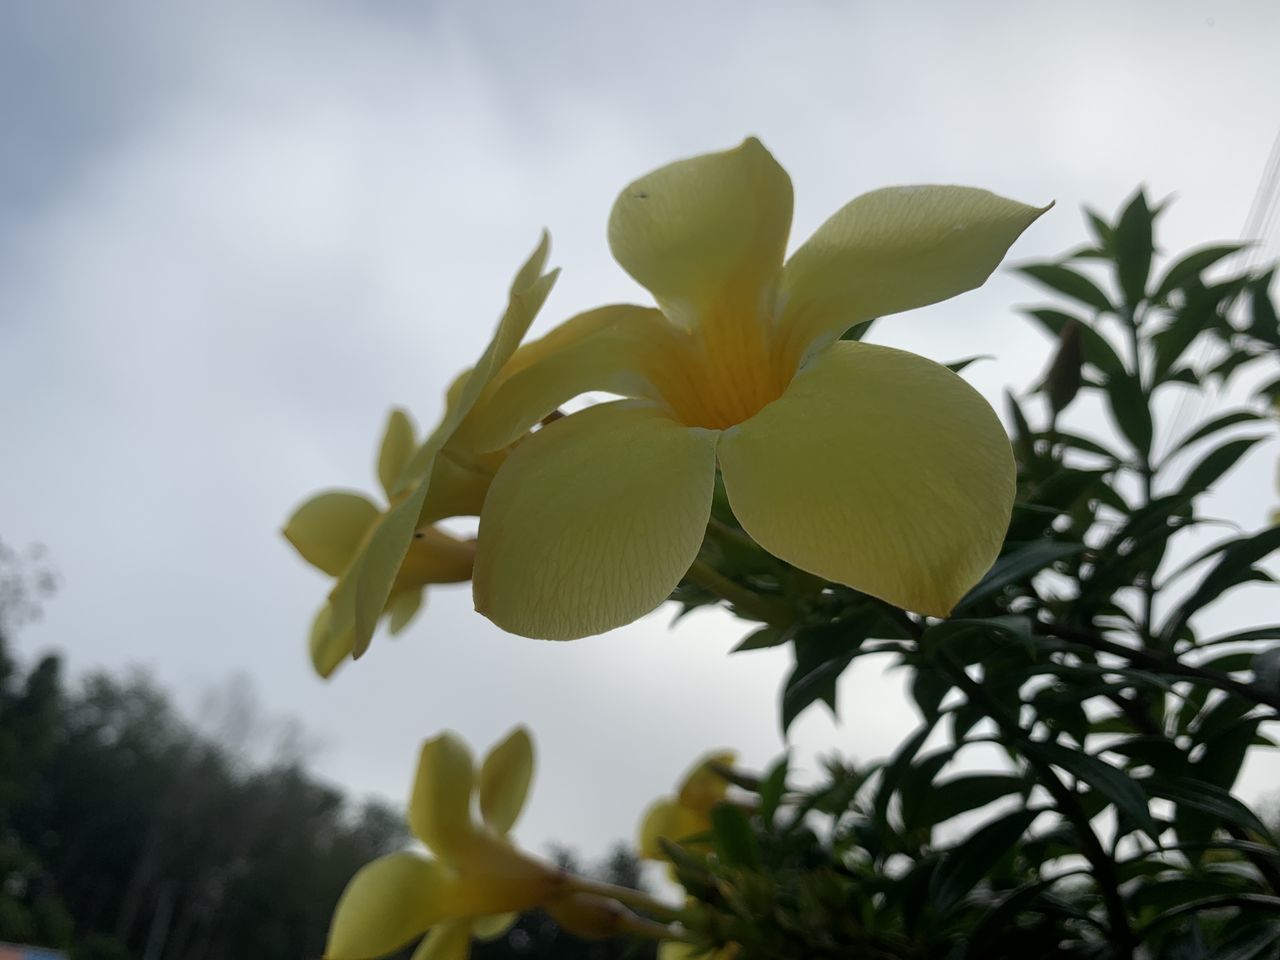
[{"xmin": 654, "ymin": 305, "xmax": 791, "ymax": 430}]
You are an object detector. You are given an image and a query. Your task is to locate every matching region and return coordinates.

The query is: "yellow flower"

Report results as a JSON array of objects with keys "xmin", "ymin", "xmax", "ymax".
[
  {"xmin": 302, "ymin": 235, "xmax": 560, "ymax": 672},
  {"xmin": 283, "ymin": 409, "xmax": 477, "ymax": 677},
  {"xmin": 466, "ymin": 138, "xmax": 1049, "ymax": 639},
  {"xmin": 326, "ymin": 727, "xmax": 565, "ymax": 960},
  {"xmin": 639, "ymin": 751, "xmax": 735, "ymax": 861}
]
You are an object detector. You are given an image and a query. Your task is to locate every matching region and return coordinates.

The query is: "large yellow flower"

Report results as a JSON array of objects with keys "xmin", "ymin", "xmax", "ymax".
[
  {"xmin": 284, "ymin": 409, "xmax": 477, "ymax": 677},
  {"xmin": 326, "ymin": 727, "xmax": 564, "ymax": 960},
  {"xmin": 467, "ymin": 138, "xmax": 1048, "ymax": 639}
]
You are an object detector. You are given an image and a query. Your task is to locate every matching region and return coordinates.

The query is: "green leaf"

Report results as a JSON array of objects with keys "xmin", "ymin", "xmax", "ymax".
[
  {"xmin": 910, "ymin": 666, "xmax": 952, "ymax": 722},
  {"xmin": 930, "ymin": 808, "xmax": 1040, "ymax": 912},
  {"xmin": 731, "ymin": 624, "xmax": 789, "ymax": 652},
  {"xmin": 757, "ymin": 755, "xmax": 789, "ymax": 823},
  {"xmin": 946, "ymin": 354, "xmax": 993, "ymax": 373},
  {"xmin": 1024, "ymin": 740, "xmax": 1160, "ymax": 839},
  {"xmin": 1153, "ymin": 243, "xmax": 1246, "ymax": 301},
  {"xmin": 1177, "ymin": 436, "xmax": 1266, "ymax": 500},
  {"xmin": 1019, "ymin": 263, "xmax": 1115, "ymax": 313},
  {"xmin": 1104, "ymin": 371, "xmax": 1153, "ymax": 458},
  {"xmin": 902, "ymin": 774, "xmax": 1028, "ymax": 831},
  {"xmin": 954, "ymin": 541, "xmax": 1086, "ymax": 610},
  {"xmin": 1162, "ymin": 526, "xmax": 1280, "ymax": 644},
  {"xmin": 1143, "ymin": 774, "xmax": 1273, "ymax": 840},
  {"xmin": 1114, "ymin": 188, "xmax": 1154, "ymax": 305},
  {"xmin": 872, "ymin": 722, "xmax": 937, "ymax": 827},
  {"xmin": 1152, "ymin": 301, "xmax": 1213, "ymax": 381},
  {"xmin": 1170, "ymin": 410, "xmax": 1267, "ymax": 456},
  {"xmin": 1247, "ymin": 270, "xmax": 1278, "ymax": 345},
  {"xmin": 708, "ymin": 802, "xmax": 760, "ymax": 869}
]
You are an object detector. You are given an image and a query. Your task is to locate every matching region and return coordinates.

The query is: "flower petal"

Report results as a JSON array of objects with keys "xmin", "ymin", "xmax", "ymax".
[
  {"xmin": 473, "ymin": 401, "xmax": 718, "ymax": 640},
  {"xmin": 676, "ymin": 751, "xmax": 736, "ymax": 815},
  {"xmin": 479, "ymin": 726, "xmax": 535, "ymax": 836},
  {"xmin": 345, "ymin": 242, "xmax": 558, "ymax": 658},
  {"xmin": 717, "ymin": 341, "xmax": 1016, "ymax": 617},
  {"xmin": 410, "ymin": 920, "xmax": 473, "ymax": 960},
  {"xmin": 462, "ymin": 304, "xmax": 674, "ymax": 454},
  {"xmin": 777, "ymin": 187, "xmax": 1049, "ymax": 370},
  {"xmin": 283, "ymin": 491, "xmax": 380, "ymax": 577},
  {"xmin": 608, "ymin": 138, "xmax": 792, "ymax": 326},
  {"xmin": 379, "ymin": 408, "xmax": 418, "ymax": 502},
  {"xmin": 409, "ymin": 733, "xmax": 478, "ymax": 865},
  {"xmin": 397, "ymin": 235, "xmax": 559, "ymax": 491},
  {"xmin": 638, "ymin": 799, "xmax": 707, "ymax": 859},
  {"xmin": 386, "ymin": 588, "xmax": 424, "ymax": 635},
  {"xmin": 397, "ymin": 527, "xmax": 476, "ymax": 588},
  {"xmin": 472, "ymin": 913, "xmax": 518, "ymax": 941},
  {"xmin": 309, "ymin": 601, "xmax": 352, "ymax": 678},
  {"xmin": 326, "ymin": 851, "xmax": 455, "ymax": 959}
]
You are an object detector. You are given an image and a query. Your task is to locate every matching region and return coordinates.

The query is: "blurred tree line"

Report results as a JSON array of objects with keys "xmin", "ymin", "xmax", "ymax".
[{"xmin": 0, "ymin": 545, "xmax": 648, "ymax": 960}]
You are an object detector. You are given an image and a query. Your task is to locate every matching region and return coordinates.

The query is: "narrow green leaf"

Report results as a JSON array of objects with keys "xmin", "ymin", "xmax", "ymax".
[
  {"xmin": 930, "ymin": 808, "xmax": 1040, "ymax": 912},
  {"xmin": 758, "ymin": 755, "xmax": 789, "ymax": 823},
  {"xmin": 1143, "ymin": 774, "xmax": 1273, "ymax": 839},
  {"xmin": 902, "ymin": 774, "xmax": 1028, "ymax": 831},
  {"xmin": 954, "ymin": 541, "xmax": 1086, "ymax": 610},
  {"xmin": 708, "ymin": 803, "xmax": 760, "ymax": 869},
  {"xmin": 1153, "ymin": 243, "xmax": 1246, "ymax": 301},
  {"xmin": 1104, "ymin": 371, "xmax": 1153, "ymax": 458},
  {"xmin": 1114, "ymin": 188, "xmax": 1154, "ymax": 305},
  {"xmin": 1162, "ymin": 527, "xmax": 1280, "ymax": 644},
  {"xmin": 1019, "ymin": 263, "xmax": 1115, "ymax": 313},
  {"xmin": 1171, "ymin": 410, "xmax": 1267, "ymax": 455},
  {"xmin": 1177, "ymin": 436, "xmax": 1266, "ymax": 500},
  {"xmin": 1025, "ymin": 740, "xmax": 1160, "ymax": 838}
]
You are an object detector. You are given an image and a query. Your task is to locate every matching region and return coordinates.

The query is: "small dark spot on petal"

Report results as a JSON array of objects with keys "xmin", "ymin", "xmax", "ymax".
[{"xmin": 632, "ymin": 191, "xmax": 649, "ymax": 200}]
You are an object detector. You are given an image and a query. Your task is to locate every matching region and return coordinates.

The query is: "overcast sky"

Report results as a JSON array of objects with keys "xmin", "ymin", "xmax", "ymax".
[{"xmin": 3, "ymin": 0, "xmax": 1279, "ymax": 861}]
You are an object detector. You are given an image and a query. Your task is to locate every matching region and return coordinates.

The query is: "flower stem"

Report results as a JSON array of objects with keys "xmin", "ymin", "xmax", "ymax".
[
  {"xmin": 684, "ymin": 560, "xmax": 793, "ymax": 629},
  {"xmin": 566, "ymin": 876, "xmax": 684, "ymax": 923}
]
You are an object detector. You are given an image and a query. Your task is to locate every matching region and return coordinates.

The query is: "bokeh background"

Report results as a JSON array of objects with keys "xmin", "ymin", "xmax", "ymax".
[{"xmin": 3, "ymin": 0, "xmax": 1279, "ymax": 866}]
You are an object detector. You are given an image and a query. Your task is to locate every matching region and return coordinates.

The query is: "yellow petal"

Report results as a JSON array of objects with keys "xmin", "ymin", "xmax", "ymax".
[
  {"xmin": 472, "ymin": 913, "xmax": 517, "ymax": 941},
  {"xmin": 420, "ymin": 449, "xmax": 505, "ymax": 524},
  {"xmin": 351, "ymin": 481, "xmax": 431, "ymax": 658},
  {"xmin": 397, "ymin": 527, "xmax": 476, "ymax": 588},
  {"xmin": 778, "ymin": 187, "xmax": 1049, "ymax": 370},
  {"xmin": 462, "ymin": 304, "xmax": 674, "ymax": 454},
  {"xmin": 676, "ymin": 752, "xmax": 736, "ymax": 815},
  {"xmin": 379, "ymin": 408, "xmax": 418, "ymax": 500},
  {"xmin": 398, "ymin": 237, "xmax": 559, "ymax": 491},
  {"xmin": 409, "ymin": 733, "xmax": 478, "ymax": 865},
  {"xmin": 473, "ymin": 401, "xmax": 718, "ymax": 640},
  {"xmin": 479, "ymin": 726, "xmax": 535, "ymax": 835},
  {"xmin": 326, "ymin": 852, "xmax": 455, "ymax": 959},
  {"xmin": 283, "ymin": 491, "xmax": 380, "ymax": 577},
  {"xmin": 309, "ymin": 600, "xmax": 353, "ymax": 679},
  {"xmin": 608, "ymin": 138, "xmax": 792, "ymax": 326},
  {"xmin": 347, "ymin": 239, "xmax": 558, "ymax": 659},
  {"xmin": 639, "ymin": 799, "xmax": 707, "ymax": 859},
  {"xmin": 409, "ymin": 920, "xmax": 473, "ymax": 960},
  {"xmin": 386, "ymin": 588, "xmax": 424, "ymax": 635},
  {"xmin": 717, "ymin": 341, "xmax": 1016, "ymax": 617}
]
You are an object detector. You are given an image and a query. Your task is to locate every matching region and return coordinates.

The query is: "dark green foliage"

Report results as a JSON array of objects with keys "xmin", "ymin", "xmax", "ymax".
[
  {"xmin": 0, "ymin": 617, "xmax": 407, "ymax": 958},
  {"xmin": 672, "ymin": 192, "xmax": 1280, "ymax": 958}
]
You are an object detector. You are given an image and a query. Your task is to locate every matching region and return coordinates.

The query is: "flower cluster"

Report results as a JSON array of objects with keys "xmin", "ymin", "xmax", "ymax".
[{"xmin": 285, "ymin": 137, "xmax": 1046, "ymax": 668}]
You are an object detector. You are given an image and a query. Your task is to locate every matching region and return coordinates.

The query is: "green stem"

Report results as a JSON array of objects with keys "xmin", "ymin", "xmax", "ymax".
[
  {"xmin": 684, "ymin": 560, "xmax": 793, "ymax": 629},
  {"xmin": 566, "ymin": 876, "xmax": 684, "ymax": 923}
]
